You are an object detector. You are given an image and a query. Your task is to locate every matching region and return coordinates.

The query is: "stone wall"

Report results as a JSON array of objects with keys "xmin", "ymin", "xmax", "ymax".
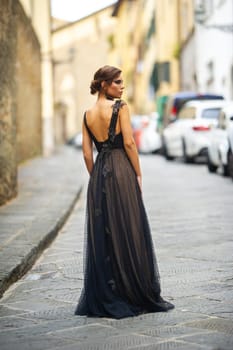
[
  {"xmin": 0, "ymin": 0, "xmax": 41, "ymax": 205},
  {"xmin": 0, "ymin": 0, "xmax": 17, "ymax": 205}
]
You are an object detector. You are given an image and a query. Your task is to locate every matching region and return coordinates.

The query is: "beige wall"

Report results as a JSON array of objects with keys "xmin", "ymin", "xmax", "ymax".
[
  {"xmin": 179, "ymin": 0, "xmax": 196, "ymax": 91},
  {"xmin": 110, "ymin": 0, "xmax": 139, "ymax": 112},
  {"xmin": 155, "ymin": 0, "xmax": 181, "ymax": 96},
  {"xmin": 52, "ymin": 7, "xmax": 116, "ymax": 142},
  {"xmin": 133, "ymin": 0, "xmax": 157, "ymax": 114},
  {"xmin": 179, "ymin": 0, "xmax": 194, "ymax": 43},
  {"xmin": 21, "ymin": 0, "xmax": 55, "ymax": 155}
]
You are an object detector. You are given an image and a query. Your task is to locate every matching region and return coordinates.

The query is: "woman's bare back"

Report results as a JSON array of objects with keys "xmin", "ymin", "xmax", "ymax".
[{"xmin": 85, "ymin": 100, "xmax": 121, "ymax": 142}]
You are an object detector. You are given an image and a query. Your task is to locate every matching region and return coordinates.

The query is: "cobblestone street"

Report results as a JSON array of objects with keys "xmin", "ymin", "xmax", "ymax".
[{"xmin": 0, "ymin": 153, "xmax": 233, "ymax": 350}]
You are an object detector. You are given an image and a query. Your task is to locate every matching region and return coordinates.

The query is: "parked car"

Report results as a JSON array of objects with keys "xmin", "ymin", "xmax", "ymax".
[
  {"xmin": 131, "ymin": 114, "xmax": 161, "ymax": 154},
  {"xmin": 131, "ymin": 115, "xmax": 147, "ymax": 150},
  {"xmin": 67, "ymin": 132, "xmax": 82, "ymax": 148},
  {"xmin": 162, "ymin": 100, "xmax": 227, "ymax": 162},
  {"xmin": 163, "ymin": 91, "xmax": 224, "ymax": 128},
  {"xmin": 207, "ymin": 102, "xmax": 233, "ymax": 176},
  {"xmin": 228, "ymin": 128, "xmax": 233, "ymax": 181}
]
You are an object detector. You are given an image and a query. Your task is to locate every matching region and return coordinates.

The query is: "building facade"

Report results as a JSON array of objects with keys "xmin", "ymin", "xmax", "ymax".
[
  {"xmin": 180, "ymin": 0, "xmax": 233, "ymax": 98},
  {"xmin": 20, "ymin": 0, "xmax": 55, "ymax": 155},
  {"xmin": 194, "ymin": 0, "xmax": 233, "ymax": 99},
  {"xmin": 179, "ymin": 0, "xmax": 196, "ymax": 91},
  {"xmin": 154, "ymin": 0, "xmax": 181, "ymax": 96},
  {"xmin": 111, "ymin": 0, "xmax": 158, "ymax": 114},
  {"xmin": 52, "ymin": 6, "xmax": 116, "ymax": 143}
]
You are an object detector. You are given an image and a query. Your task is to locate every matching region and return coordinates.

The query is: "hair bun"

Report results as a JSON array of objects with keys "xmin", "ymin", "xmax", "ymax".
[
  {"xmin": 90, "ymin": 66, "xmax": 122, "ymax": 95},
  {"xmin": 90, "ymin": 79, "xmax": 101, "ymax": 95}
]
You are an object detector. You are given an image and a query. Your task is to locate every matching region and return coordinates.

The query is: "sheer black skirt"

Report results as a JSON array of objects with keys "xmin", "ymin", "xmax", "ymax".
[{"xmin": 75, "ymin": 148, "xmax": 174, "ymax": 319}]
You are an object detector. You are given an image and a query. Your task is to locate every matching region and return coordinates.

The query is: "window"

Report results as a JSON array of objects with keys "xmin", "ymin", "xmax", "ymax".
[
  {"xmin": 150, "ymin": 63, "xmax": 159, "ymax": 92},
  {"xmin": 150, "ymin": 61, "xmax": 170, "ymax": 92},
  {"xmin": 146, "ymin": 13, "xmax": 156, "ymax": 42},
  {"xmin": 202, "ymin": 108, "xmax": 221, "ymax": 119},
  {"xmin": 178, "ymin": 107, "xmax": 196, "ymax": 119},
  {"xmin": 159, "ymin": 62, "xmax": 170, "ymax": 83}
]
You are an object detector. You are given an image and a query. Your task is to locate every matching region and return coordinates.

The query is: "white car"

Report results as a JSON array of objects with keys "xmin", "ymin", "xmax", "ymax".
[
  {"xmin": 162, "ymin": 100, "xmax": 226, "ymax": 162},
  {"xmin": 67, "ymin": 132, "xmax": 82, "ymax": 148},
  {"xmin": 132, "ymin": 114, "xmax": 161, "ymax": 154},
  {"xmin": 207, "ymin": 102, "xmax": 233, "ymax": 176},
  {"xmin": 228, "ymin": 125, "xmax": 233, "ymax": 180}
]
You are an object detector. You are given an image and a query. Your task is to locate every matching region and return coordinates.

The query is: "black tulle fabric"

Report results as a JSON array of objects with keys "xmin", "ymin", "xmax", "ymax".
[{"xmin": 75, "ymin": 100, "xmax": 174, "ymax": 319}]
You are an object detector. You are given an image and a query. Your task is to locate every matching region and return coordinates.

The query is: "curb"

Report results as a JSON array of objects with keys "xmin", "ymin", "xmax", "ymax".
[{"xmin": 0, "ymin": 185, "xmax": 83, "ymax": 299}]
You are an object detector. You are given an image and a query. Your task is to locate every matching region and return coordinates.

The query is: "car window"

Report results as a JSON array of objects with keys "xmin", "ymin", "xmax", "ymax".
[
  {"xmin": 178, "ymin": 106, "xmax": 196, "ymax": 119},
  {"xmin": 201, "ymin": 108, "xmax": 221, "ymax": 119}
]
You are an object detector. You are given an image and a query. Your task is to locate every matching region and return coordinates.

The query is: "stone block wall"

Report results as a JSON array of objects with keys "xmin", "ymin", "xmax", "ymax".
[
  {"xmin": 0, "ymin": 0, "xmax": 41, "ymax": 205},
  {"xmin": 0, "ymin": 0, "xmax": 18, "ymax": 205}
]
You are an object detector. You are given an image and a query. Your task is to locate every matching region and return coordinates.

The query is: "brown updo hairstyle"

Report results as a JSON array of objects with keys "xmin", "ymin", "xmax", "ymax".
[{"xmin": 90, "ymin": 65, "xmax": 122, "ymax": 95}]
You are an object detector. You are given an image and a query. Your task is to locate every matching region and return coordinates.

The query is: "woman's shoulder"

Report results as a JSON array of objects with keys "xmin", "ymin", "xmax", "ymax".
[
  {"xmin": 117, "ymin": 100, "xmax": 129, "ymax": 115},
  {"xmin": 116, "ymin": 99, "xmax": 128, "ymax": 110},
  {"xmin": 118, "ymin": 99, "xmax": 127, "ymax": 106}
]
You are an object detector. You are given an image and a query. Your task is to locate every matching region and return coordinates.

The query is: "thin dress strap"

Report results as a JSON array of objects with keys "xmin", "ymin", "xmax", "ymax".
[{"xmin": 108, "ymin": 100, "xmax": 122, "ymax": 144}]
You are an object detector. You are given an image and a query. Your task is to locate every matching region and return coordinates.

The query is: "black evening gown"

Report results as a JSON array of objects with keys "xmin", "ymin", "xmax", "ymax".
[{"xmin": 75, "ymin": 100, "xmax": 174, "ymax": 319}]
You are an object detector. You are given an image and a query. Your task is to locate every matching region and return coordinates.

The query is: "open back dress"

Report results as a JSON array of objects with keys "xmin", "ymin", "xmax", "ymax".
[{"xmin": 75, "ymin": 100, "xmax": 174, "ymax": 319}]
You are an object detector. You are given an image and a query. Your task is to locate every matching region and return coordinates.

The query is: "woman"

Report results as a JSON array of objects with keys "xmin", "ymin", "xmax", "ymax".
[{"xmin": 75, "ymin": 65, "xmax": 174, "ymax": 319}]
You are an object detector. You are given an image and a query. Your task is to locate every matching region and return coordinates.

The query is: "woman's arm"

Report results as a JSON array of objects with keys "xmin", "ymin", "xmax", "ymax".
[
  {"xmin": 119, "ymin": 103, "xmax": 142, "ymax": 191},
  {"xmin": 82, "ymin": 120, "xmax": 93, "ymax": 175}
]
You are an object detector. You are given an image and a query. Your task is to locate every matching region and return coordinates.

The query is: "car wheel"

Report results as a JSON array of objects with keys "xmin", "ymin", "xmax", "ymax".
[
  {"xmin": 222, "ymin": 164, "xmax": 229, "ymax": 177},
  {"xmin": 182, "ymin": 140, "xmax": 194, "ymax": 163},
  {"xmin": 207, "ymin": 153, "xmax": 218, "ymax": 173},
  {"xmin": 217, "ymin": 150, "xmax": 229, "ymax": 177},
  {"xmin": 228, "ymin": 148, "xmax": 233, "ymax": 181},
  {"xmin": 164, "ymin": 145, "xmax": 174, "ymax": 160},
  {"xmin": 162, "ymin": 139, "xmax": 174, "ymax": 161}
]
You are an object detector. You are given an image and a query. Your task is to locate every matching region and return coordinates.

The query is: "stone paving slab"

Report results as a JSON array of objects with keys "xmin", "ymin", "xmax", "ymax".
[
  {"xmin": 0, "ymin": 146, "xmax": 84, "ymax": 298},
  {"xmin": 0, "ymin": 155, "xmax": 233, "ymax": 350}
]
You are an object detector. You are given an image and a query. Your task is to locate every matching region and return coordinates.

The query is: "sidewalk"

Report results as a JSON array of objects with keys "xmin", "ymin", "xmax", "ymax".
[{"xmin": 0, "ymin": 146, "xmax": 84, "ymax": 298}]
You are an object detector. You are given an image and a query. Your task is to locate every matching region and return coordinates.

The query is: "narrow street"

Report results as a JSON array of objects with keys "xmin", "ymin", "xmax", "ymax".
[{"xmin": 0, "ymin": 153, "xmax": 233, "ymax": 350}]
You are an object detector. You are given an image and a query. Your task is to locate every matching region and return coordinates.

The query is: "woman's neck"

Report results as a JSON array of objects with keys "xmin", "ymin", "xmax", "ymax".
[{"xmin": 98, "ymin": 92, "xmax": 115, "ymax": 101}]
